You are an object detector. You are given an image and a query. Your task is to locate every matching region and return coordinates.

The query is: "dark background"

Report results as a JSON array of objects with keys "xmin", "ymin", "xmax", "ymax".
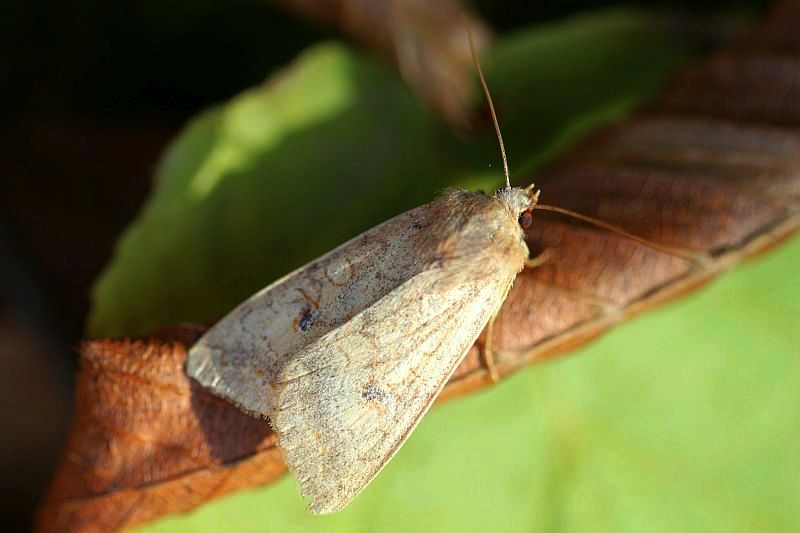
[{"xmin": 0, "ymin": 1, "xmax": 766, "ymax": 530}]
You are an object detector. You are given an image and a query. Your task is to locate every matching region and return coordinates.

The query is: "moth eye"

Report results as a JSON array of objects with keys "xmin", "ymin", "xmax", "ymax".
[{"xmin": 518, "ymin": 210, "xmax": 533, "ymax": 229}]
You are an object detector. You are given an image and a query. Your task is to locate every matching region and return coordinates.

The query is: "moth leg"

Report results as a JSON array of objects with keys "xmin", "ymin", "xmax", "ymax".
[
  {"xmin": 483, "ymin": 249, "xmax": 552, "ymax": 383},
  {"xmin": 483, "ymin": 313, "xmax": 500, "ymax": 383},
  {"xmin": 525, "ymin": 248, "xmax": 553, "ymax": 269}
]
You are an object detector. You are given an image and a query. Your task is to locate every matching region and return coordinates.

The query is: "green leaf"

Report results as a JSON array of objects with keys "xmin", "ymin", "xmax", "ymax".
[{"xmin": 88, "ymin": 9, "xmax": 692, "ymax": 337}]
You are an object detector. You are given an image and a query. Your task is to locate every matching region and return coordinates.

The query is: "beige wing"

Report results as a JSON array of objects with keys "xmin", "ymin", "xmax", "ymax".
[
  {"xmin": 187, "ymin": 188, "xmax": 528, "ymax": 512},
  {"xmin": 187, "ymin": 203, "xmax": 434, "ymax": 418},
  {"xmin": 274, "ymin": 265, "xmax": 516, "ymax": 514}
]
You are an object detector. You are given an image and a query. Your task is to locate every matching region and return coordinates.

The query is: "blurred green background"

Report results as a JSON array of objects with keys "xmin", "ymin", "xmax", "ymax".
[{"xmin": 3, "ymin": 1, "xmax": 799, "ymax": 532}]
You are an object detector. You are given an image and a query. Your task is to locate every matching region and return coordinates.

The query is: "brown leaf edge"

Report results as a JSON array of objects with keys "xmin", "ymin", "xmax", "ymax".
[
  {"xmin": 268, "ymin": 0, "xmax": 491, "ymax": 127},
  {"xmin": 36, "ymin": 1, "xmax": 800, "ymax": 531}
]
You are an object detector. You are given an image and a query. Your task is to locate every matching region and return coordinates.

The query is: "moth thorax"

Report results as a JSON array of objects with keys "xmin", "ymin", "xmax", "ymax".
[{"xmin": 494, "ymin": 187, "xmax": 535, "ymax": 215}]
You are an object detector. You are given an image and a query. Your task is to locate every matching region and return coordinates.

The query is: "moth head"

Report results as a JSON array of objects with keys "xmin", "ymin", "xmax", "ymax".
[{"xmin": 494, "ymin": 184, "xmax": 540, "ymax": 230}]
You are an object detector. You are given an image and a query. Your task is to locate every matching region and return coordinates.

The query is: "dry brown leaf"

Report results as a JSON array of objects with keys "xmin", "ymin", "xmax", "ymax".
[
  {"xmin": 37, "ymin": 3, "xmax": 800, "ymax": 531},
  {"xmin": 269, "ymin": 0, "xmax": 491, "ymax": 127}
]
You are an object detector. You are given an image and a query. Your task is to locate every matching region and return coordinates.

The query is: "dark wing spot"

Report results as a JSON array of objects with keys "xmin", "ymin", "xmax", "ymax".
[
  {"xmin": 361, "ymin": 383, "xmax": 387, "ymax": 403},
  {"xmin": 298, "ymin": 309, "xmax": 318, "ymax": 332}
]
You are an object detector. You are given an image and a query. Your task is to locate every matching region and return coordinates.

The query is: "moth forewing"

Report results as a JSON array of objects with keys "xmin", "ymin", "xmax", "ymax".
[
  {"xmin": 276, "ymin": 267, "xmax": 516, "ymax": 513},
  {"xmin": 187, "ymin": 188, "xmax": 534, "ymax": 513},
  {"xmin": 187, "ymin": 202, "xmax": 438, "ymax": 417}
]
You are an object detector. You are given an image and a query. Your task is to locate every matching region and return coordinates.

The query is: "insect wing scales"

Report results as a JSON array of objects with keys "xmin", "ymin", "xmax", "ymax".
[
  {"xmin": 276, "ymin": 265, "xmax": 516, "ymax": 513},
  {"xmin": 187, "ymin": 203, "xmax": 434, "ymax": 417}
]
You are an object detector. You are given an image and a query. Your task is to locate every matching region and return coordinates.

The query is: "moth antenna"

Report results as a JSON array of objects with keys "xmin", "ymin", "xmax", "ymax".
[
  {"xmin": 533, "ymin": 204, "xmax": 711, "ymax": 268},
  {"xmin": 463, "ymin": 15, "xmax": 510, "ymax": 190}
]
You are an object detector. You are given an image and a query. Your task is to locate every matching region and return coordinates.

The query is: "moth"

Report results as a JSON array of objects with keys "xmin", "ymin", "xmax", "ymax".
[
  {"xmin": 188, "ymin": 180, "xmax": 537, "ymax": 512},
  {"xmin": 186, "ymin": 25, "xmax": 691, "ymax": 514}
]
